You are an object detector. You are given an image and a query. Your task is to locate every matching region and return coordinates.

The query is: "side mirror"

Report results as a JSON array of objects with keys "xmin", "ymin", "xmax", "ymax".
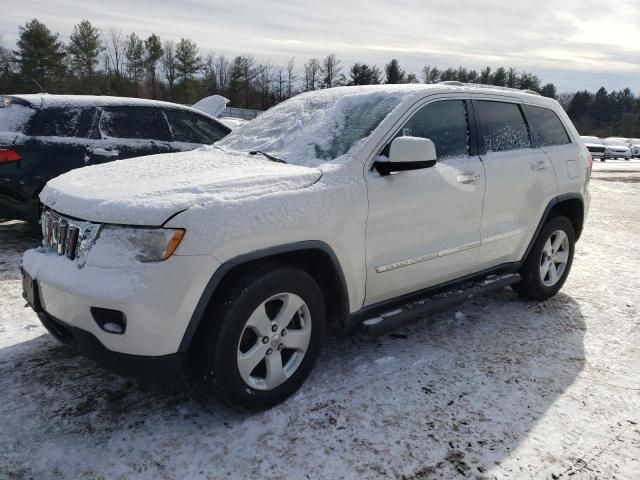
[{"xmin": 374, "ymin": 136, "xmax": 437, "ymax": 176}]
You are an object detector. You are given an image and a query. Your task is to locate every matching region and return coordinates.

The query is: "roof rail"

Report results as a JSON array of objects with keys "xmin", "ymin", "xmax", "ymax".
[{"xmin": 461, "ymin": 83, "xmax": 541, "ymax": 96}]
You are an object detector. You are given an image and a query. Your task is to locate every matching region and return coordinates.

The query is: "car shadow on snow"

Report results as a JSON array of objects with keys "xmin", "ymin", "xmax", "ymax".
[{"xmin": 1, "ymin": 288, "xmax": 586, "ymax": 478}]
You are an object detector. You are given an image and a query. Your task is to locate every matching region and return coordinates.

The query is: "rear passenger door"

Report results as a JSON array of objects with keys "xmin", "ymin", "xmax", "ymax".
[
  {"xmin": 473, "ymin": 98, "xmax": 558, "ymax": 269},
  {"xmin": 524, "ymin": 104, "xmax": 580, "ymax": 192},
  {"xmin": 163, "ymin": 109, "xmax": 230, "ymax": 151},
  {"xmin": 86, "ymin": 106, "xmax": 172, "ymax": 164}
]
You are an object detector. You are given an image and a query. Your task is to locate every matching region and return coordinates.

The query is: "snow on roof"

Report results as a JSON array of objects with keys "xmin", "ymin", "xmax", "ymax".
[{"xmin": 8, "ymin": 94, "xmax": 205, "ymax": 113}]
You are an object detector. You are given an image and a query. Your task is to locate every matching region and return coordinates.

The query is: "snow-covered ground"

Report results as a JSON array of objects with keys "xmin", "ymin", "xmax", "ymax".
[{"xmin": 1, "ymin": 163, "xmax": 639, "ymax": 479}]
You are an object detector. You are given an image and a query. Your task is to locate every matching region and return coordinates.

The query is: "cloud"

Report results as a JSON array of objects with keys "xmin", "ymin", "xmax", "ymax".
[{"xmin": 1, "ymin": 0, "xmax": 638, "ymax": 92}]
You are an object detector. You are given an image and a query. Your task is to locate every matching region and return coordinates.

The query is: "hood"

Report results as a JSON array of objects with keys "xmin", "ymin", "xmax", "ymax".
[{"xmin": 40, "ymin": 147, "xmax": 322, "ymax": 225}]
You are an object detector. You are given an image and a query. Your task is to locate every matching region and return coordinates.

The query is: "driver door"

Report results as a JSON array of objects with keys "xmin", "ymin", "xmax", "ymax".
[{"xmin": 364, "ymin": 98, "xmax": 485, "ymax": 305}]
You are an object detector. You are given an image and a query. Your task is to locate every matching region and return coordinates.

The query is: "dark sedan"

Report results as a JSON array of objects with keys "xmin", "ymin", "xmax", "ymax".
[{"xmin": 0, "ymin": 94, "xmax": 231, "ymax": 222}]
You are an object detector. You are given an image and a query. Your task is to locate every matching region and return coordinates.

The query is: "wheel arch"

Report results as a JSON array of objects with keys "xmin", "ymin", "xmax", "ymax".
[
  {"xmin": 522, "ymin": 193, "xmax": 585, "ymax": 263},
  {"xmin": 178, "ymin": 241, "xmax": 350, "ymax": 352}
]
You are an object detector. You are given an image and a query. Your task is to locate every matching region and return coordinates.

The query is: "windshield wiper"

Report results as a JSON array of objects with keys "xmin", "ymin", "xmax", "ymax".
[{"xmin": 249, "ymin": 150, "xmax": 287, "ymax": 164}]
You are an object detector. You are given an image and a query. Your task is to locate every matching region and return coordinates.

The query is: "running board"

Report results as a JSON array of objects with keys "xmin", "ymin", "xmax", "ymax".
[{"xmin": 360, "ymin": 273, "xmax": 521, "ymax": 336}]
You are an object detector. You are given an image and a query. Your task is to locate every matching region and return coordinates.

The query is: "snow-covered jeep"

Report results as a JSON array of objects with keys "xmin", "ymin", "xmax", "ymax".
[{"xmin": 22, "ymin": 84, "xmax": 591, "ymax": 409}]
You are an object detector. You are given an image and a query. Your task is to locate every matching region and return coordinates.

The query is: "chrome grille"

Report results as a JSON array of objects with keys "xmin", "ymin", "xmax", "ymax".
[{"xmin": 41, "ymin": 209, "xmax": 100, "ymax": 261}]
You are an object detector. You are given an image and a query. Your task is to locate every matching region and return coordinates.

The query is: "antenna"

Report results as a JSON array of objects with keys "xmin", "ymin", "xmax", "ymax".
[{"xmin": 32, "ymin": 80, "xmax": 48, "ymax": 94}]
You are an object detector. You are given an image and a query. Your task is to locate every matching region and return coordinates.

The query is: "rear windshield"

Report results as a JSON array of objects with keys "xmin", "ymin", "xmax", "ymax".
[
  {"xmin": 25, "ymin": 107, "xmax": 95, "ymax": 137},
  {"xmin": 0, "ymin": 101, "xmax": 35, "ymax": 133}
]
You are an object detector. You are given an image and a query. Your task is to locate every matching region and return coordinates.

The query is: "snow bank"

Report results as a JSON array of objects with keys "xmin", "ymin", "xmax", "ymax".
[{"xmin": 40, "ymin": 147, "xmax": 322, "ymax": 225}]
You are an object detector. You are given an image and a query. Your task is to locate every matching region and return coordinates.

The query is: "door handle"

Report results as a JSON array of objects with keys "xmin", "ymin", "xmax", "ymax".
[
  {"xmin": 88, "ymin": 147, "xmax": 120, "ymax": 157},
  {"xmin": 531, "ymin": 159, "xmax": 548, "ymax": 170},
  {"xmin": 457, "ymin": 173, "xmax": 481, "ymax": 184}
]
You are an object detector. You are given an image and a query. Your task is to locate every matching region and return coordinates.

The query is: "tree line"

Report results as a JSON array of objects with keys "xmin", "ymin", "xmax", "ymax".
[{"xmin": 0, "ymin": 18, "xmax": 638, "ymax": 136}]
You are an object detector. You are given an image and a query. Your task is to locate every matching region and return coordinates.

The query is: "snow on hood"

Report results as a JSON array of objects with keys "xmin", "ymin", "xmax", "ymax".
[
  {"xmin": 191, "ymin": 95, "xmax": 229, "ymax": 118},
  {"xmin": 40, "ymin": 147, "xmax": 322, "ymax": 225}
]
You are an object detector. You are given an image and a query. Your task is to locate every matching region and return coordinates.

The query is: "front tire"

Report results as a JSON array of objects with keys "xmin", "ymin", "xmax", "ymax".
[
  {"xmin": 512, "ymin": 216, "xmax": 575, "ymax": 300},
  {"xmin": 191, "ymin": 266, "xmax": 326, "ymax": 409}
]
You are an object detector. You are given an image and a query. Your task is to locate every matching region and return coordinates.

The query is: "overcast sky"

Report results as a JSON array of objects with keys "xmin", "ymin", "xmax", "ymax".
[{"xmin": 1, "ymin": 0, "xmax": 638, "ymax": 93}]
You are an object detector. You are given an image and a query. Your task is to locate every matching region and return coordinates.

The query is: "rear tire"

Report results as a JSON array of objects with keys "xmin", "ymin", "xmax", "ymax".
[
  {"xmin": 191, "ymin": 266, "xmax": 326, "ymax": 410},
  {"xmin": 512, "ymin": 216, "xmax": 575, "ymax": 300}
]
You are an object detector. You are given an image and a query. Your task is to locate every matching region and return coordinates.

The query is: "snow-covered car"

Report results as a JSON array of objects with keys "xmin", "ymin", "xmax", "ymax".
[
  {"xmin": 603, "ymin": 137, "xmax": 632, "ymax": 160},
  {"xmin": 22, "ymin": 84, "xmax": 591, "ymax": 409},
  {"xmin": 0, "ymin": 95, "xmax": 231, "ymax": 222},
  {"xmin": 628, "ymin": 138, "xmax": 640, "ymax": 158},
  {"xmin": 580, "ymin": 135, "xmax": 606, "ymax": 161}
]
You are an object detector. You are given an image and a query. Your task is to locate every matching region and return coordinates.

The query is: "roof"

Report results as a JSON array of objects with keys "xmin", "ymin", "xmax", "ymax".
[{"xmin": 7, "ymin": 94, "xmax": 208, "ymax": 114}]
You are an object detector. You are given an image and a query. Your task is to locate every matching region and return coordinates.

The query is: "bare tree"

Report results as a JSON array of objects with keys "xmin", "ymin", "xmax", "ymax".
[
  {"xmin": 321, "ymin": 53, "xmax": 342, "ymax": 88},
  {"xmin": 286, "ymin": 57, "xmax": 296, "ymax": 98},
  {"xmin": 255, "ymin": 62, "xmax": 273, "ymax": 109},
  {"xmin": 103, "ymin": 28, "xmax": 125, "ymax": 78},
  {"xmin": 161, "ymin": 40, "xmax": 177, "ymax": 101},
  {"xmin": 215, "ymin": 55, "xmax": 230, "ymax": 92},
  {"xmin": 275, "ymin": 66, "xmax": 285, "ymax": 102},
  {"xmin": 304, "ymin": 58, "xmax": 321, "ymax": 91}
]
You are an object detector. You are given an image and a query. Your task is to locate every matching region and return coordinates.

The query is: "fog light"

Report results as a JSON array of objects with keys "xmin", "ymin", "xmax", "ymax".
[{"xmin": 91, "ymin": 307, "xmax": 127, "ymax": 335}]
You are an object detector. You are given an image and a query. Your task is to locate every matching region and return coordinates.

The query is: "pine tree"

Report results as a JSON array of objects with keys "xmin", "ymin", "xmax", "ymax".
[
  {"xmin": 384, "ymin": 59, "xmax": 405, "ymax": 84},
  {"xmin": 349, "ymin": 63, "xmax": 381, "ymax": 85},
  {"xmin": 67, "ymin": 20, "xmax": 101, "ymax": 86},
  {"xmin": 175, "ymin": 38, "xmax": 201, "ymax": 103},
  {"xmin": 144, "ymin": 34, "xmax": 163, "ymax": 99},
  {"xmin": 125, "ymin": 33, "xmax": 145, "ymax": 95},
  {"xmin": 13, "ymin": 19, "xmax": 66, "ymax": 89},
  {"xmin": 540, "ymin": 83, "xmax": 557, "ymax": 99},
  {"xmin": 492, "ymin": 67, "xmax": 507, "ymax": 86}
]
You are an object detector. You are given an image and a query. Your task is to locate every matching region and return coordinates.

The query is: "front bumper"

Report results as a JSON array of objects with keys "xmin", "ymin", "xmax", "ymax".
[
  {"xmin": 37, "ymin": 309, "xmax": 186, "ymax": 381},
  {"xmin": 22, "ymin": 246, "xmax": 220, "ymax": 362}
]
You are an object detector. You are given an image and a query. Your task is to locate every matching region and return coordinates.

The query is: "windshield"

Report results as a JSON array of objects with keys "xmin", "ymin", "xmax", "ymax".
[{"xmin": 218, "ymin": 87, "xmax": 404, "ymax": 166}]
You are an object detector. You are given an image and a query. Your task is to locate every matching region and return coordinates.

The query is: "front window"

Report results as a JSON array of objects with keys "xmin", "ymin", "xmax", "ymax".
[
  {"xmin": 218, "ymin": 89, "xmax": 404, "ymax": 166},
  {"xmin": 385, "ymin": 100, "xmax": 470, "ymax": 159}
]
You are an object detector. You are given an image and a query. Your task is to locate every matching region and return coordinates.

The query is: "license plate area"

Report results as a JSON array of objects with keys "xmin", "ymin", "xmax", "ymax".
[{"xmin": 22, "ymin": 269, "xmax": 43, "ymax": 313}]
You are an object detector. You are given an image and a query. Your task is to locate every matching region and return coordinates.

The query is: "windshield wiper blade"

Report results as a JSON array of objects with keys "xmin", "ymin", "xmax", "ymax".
[{"xmin": 249, "ymin": 150, "xmax": 287, "ymax": 164}]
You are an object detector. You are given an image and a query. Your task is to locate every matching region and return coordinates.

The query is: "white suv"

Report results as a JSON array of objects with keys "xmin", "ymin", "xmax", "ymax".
[{"xmin": 22, "ymin": 84, "xmax": 591, "ymax": 409}]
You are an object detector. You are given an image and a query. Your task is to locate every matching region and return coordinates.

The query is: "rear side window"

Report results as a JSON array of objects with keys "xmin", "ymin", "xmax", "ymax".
[
  {"xmin": 526, "ymin": 105, "xmax": 571, "ymax": 147},
  {"xmin": 99, "ymin": 107, "xmax": 169, "ymax": 141},
  {"xmin": 476, "ymin": 101, "xmax": 531, "ymax": 152},
  {"xmin": 0, "ymin": 102, "xmax": 35, "ymax": 133},
  {"xmin": 164, "ymin": 109, "xmax": 229, "ymax": 144},
  {"xmin": 390, "ymin": 100, "xmax": 469, "ymax": 159},
  {"xmin": 26, "ymin": 107, "xmax": 94, "ymax": 138}
]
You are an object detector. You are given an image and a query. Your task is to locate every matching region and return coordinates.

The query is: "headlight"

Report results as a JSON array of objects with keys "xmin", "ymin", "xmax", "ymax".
[
  {"xmin": 125, "ymin": 228, "xmax": 185, "ymax": 262},
  {"xmin": 91, "ymin": 226, "xmax": 185, "ymax": 265}
]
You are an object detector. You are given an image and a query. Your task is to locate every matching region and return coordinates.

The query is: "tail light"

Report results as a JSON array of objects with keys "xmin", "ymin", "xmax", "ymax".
[
  {"xmin": 586, "ymin": 153, "xmax": 592, "ymax": 176},
  {"xmin": 0, "ymin": 149, "xmax": 21, "ymax": 164}
]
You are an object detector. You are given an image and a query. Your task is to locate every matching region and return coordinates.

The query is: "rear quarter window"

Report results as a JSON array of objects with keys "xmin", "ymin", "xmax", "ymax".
[
  {"xmin": 0, "ymin": 103, "xmax": 36, "ymax": 133},
  {"xmin": 25, "ymin": 107, "xmax": 95, "ymax": 137},
  {"xmin": 476, "ymin": 101, "xmax": 531, "ymax": 153},
  {"xmin": 526, "ymin": 105, "xmax": 571, "ymax": 147}
]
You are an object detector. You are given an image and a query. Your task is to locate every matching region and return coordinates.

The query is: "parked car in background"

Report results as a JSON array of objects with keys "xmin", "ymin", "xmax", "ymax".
[
  {"xmin": 628, "ymin": 138, "xmax": 640, "ymax": 158},
  {"xmin": 603, "ymin": 137, "xmax": 632, "ymax": 160},
  {"xmin": 0, "ymin": 94, "xmax": 231, "ymax": 222},
  {"xmin": 23, "ymin": 84, "xmax": 590, "ymax": 409},
  {"xmin": 580, "ymin": 136, "xmax": 606, "ymax": 161}
]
